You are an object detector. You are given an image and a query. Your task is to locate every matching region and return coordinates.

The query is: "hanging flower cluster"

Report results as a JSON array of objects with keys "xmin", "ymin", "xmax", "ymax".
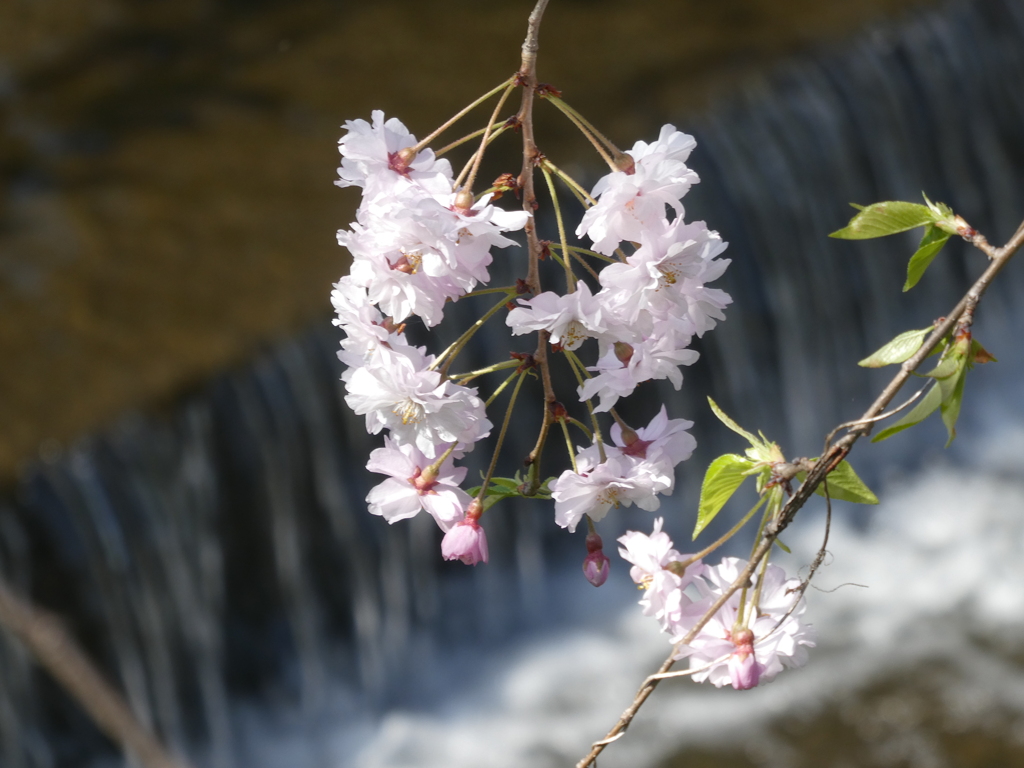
[
  {"xmin": 331, "ymin": 71, "xmax": 734, "ymax": 573},
  {"xmin": 619, "ymin": 519, "xmax": 815, "ymax": 689}
]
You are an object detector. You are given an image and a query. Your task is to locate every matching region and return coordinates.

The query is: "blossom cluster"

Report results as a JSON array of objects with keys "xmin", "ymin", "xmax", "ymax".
[
  {"xmin": 527, "ymin": 127, "xmax": 731, "ymax": 530},
  {"xmin": 619, "ymin": 519, "xmax": 816, "ymax": 689},
  {"xmin": 332, "ymin": 108, "xmax": 731, "ymax": 570},
  {"xmin": 333, "ymin": 112, "xmax": 529, "ymax": 562}
]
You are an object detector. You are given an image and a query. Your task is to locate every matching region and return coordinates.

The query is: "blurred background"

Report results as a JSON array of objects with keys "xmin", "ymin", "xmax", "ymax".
[{"xmin": 3, "ymin": 0, "xmax": 1024, "ymax": 766}]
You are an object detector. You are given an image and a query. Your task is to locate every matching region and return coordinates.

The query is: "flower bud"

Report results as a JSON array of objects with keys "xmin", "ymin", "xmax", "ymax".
[
  {"xmin": 582, "ymin": 532, "xmax": 610, "ymax": 587},
  {"xmin": 728, "ymin": 651, "xmax": 762, "ymax": 690},
  {"xmin": 441, "ymin": 517, "xmax": 488, "ymax": 565}
]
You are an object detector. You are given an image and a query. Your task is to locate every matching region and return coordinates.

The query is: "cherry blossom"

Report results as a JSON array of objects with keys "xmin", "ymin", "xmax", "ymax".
[
  {"xmin": 364, "ymin": 436, "xmax": 470, "ymax": 530},
  {"xmin": 506, "ymin": 282, "xmax": 611, "ymax": 351},
  {"xmin": 675, "ymin": 557, "xmax": 816, "ymax": 689},
  {"xmin": 344, "ymin": 345, "xmax": 491, "ymax": 458}
]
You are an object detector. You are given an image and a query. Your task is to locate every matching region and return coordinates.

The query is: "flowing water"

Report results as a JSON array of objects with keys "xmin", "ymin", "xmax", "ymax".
[{"xmin": 3, "ymin": 0, "xmax": 1024, "ymax": 766}]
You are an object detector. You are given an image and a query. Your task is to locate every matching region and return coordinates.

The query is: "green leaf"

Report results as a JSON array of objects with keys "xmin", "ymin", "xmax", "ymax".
[
  {"xmin": 903, "ymin": 225, "xmax": 951, "ymax": 291},
  {"xmin": 830, "ymin": 201, "xmax": 936, "ymax": 240},
  {"xmin": 774, "ymin": 538, "xmax": 791, "ymax": 554},
  {"xmin": 707, "ymin": 397, "xmax": 759, "ymax": 446},
  {"xmin": 695, "ymin": 454, "xmax": 754, "ymax": 539},
  {"xmin": 939, "ymin": 366, "xmax": 968, "ymax": 447},
  {"xmin": 872, "ymin": 383, "xmax": 943, "ymax": 442},
  {"xmin": 801, "ymin": 460, "xmax": 879, "ymax": 504},
  {"xmin": 858, "ymin": 327, "xmax": 932, "ymax": 367}
]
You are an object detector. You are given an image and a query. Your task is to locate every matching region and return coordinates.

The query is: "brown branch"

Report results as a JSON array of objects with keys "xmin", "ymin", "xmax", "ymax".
[
  {"xmin": 575, "ymin": 215, "xmax": 1024, "ymax": 768},
  {"xmin": 515, "ymin": 0, "xmax": 557, "ymax": 492},
  {"xmin": 0, "ymin": 577, "xmax": 193, "ymax": 768}
]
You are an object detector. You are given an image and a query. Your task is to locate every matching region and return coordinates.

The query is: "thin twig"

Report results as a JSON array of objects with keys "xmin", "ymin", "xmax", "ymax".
[{"xmin": 0, "ymin": 578, "xmax": 193, "ymax": 768}]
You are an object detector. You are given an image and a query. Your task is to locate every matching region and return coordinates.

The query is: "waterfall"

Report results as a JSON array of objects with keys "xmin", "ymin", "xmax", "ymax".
[{"xmin": 2, "ymin": 1, "xmax": 1024, "ymax": 766}]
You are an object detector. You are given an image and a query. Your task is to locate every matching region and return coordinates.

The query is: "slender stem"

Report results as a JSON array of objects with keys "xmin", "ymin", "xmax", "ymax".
[
  {"xmin": 546, "ymin": 95, "xmax": 627, "ymax": 162},
  {"xmin": 477, "ymin": 371, "xmax": 528, "ymax": 502},
  {"xmin": 541, "ymin": 165, "xmax": 576, "ymax": 292},
  {"xmin": 431, "ymin": 293, "xmax": 514, "ymax": 373},
  {"xmin": 453, "ymin": 358, "xmax": 523, "ymax": 384},
  {"xmin": 542, "ymin": 158, "xmax": 597, "ymax": 205},
  {"xmin": 0, "ymin": 579, "xmax": 193, "ymax": 768},
  {"xmin": 551, "ymin": 243, "xmax": 602, "ymax": 281},
  {"xmin": 675, "ymin": 494, "xmax": 768, "ymax": 572},
  {"xmin": 486, "ymin": 369, "xmax": 522, "ymax": 408},
  {"xmin": 545, "ymin": 96, "xmax": 617, "ymax": 170},
  {"xmin": 413, "ymin": 77, "xmax": 515, "ymax": 153},
  {"xmin": 560, "ymin": 416, "xmax": 579, "ymax": 473},
  {"xmin": 564, "ymin": 350, "xmax": 605, "ymax": 462},
  {"xmin": 567, "ymin": 416, "xmax": 593, "ymax": 441},
  {"xmin": 458, "ymin": 83, "xmax": 517, "ymax": 192},
  {"xmin": 564, "ymin": 244, "xmax": 615, "ymax": 262},
  {"xmin": 575, "ymin": 218, "xmax": 1024, "ymax": 768}
]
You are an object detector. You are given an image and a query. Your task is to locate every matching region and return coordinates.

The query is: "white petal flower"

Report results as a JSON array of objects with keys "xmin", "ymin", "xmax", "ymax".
[
  {"xmin": 550, "ymin": 450, "xmax": 672, "ymax": 533},
  {"xmin": 336, "ymin": 110, "xmax": 453, "ymax": 198},
  {"xmin": 344, "ymin": 346, "xmax": 491, "ymax": 457},
  {"xmin": 506, "ymin": 282, "xmax": 610, "ymax": 351},
  {"xmin": 576, "ymin": 124, "xmax": 700, "ymax": 255},
  {"xmin": 618, "ymin": 518, "xmax": 705, "ymax": 633},
  {"xmin": 365, "ymin": 437, "xmax": 470, "ymax": 530},
  {"xmin": 675, "ymin": 557, "xmax": 816, "ymax": 689}
]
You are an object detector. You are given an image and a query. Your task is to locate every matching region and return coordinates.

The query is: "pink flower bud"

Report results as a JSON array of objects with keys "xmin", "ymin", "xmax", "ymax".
[
  {"xmin": 441, "ymin": 518, "xmax": 488, "ymax": 565},
  {"xmin": 582, "ymin": 533, "xmax": 610, "ymax": 587},
  {"xmin": 728, "ymin": 651, "xmax": 762, "ymax": 690}
]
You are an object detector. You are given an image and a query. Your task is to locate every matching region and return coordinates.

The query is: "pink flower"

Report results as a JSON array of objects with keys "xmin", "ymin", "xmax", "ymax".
[
  {"xmin": 618, "ymin": 518, "xmax": 704, "ymax": 632},
  {"xmin": 364, "ymin": 437, "xmax": 470, "ymax": 530},
  {"xmin": 675, "ymin": 558, "xmax": 816, "ymax": 689},
  {"xmin": 506, "ymin": 282, "xmax": 611, "ymax": 351},
  {"xmin": 441, "ymin": 517, "xmax": 489, "ymax": 565}
]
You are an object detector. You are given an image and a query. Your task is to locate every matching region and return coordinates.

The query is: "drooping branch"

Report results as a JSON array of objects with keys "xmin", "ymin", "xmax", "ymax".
[
  {"xmin": 515, "ymin": 0, "xmax": 557, "ymax": 492},
  {"xmin": 575, "ymin": 215, "xmax": 1024, "ymax": 768},
  {"xmin": 0, "ymin": 577, "xmax": 194, "ymax": 768}
]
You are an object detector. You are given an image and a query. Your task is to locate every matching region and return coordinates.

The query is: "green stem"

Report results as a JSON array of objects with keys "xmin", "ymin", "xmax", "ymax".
[
  {"xmin": 675, "ymin": 495, "xmax": 769, "ymax": 572},
  {"xmin": 477, "ymin": 370, "xmax": 529, "ymax": 503},
  {"xmin": 541, "ymin": 165, "xmax": 576, "ymax": 292},
  {"xmin": 542, "ymin": 158, "xmax": 596, "ymax": 205},
  {"xmin": 458, "ymin": 83, "xmax": 517, "ymax": 192},
  {"xmin": 560, "ymin": 415, "xmax": 579, "ymax": 474},
  {"xmin": 486, "ymin": 370, "xmax": 522, "ymax": 408},
  {"xmin": 545, "ymin": 95, "xmax": 625, "ymax": 161},
  {"xmin": 564, "ymin": 349, "xmax": 605, "ymax": 462},
  {"xmin": 544, "ymin": 96, "xmax": 616, "ymax": 170},
  {"xmin": 413, "ymin": 77, "xmax": 515, "ymax": 153},
  {"xmin": 460, "ymin": 285, "xmax": 518, "ymax": 299},
  {"xmin": 432, "ymin": 293, "xmax": 515, "ymax": 374},
  {"xmin": 453, "ymin": 358, "xmax": 522, "ymax": 384},
  {"xmin": 567, "ymin": 417, "xmax": 593, "ymax": 441}
]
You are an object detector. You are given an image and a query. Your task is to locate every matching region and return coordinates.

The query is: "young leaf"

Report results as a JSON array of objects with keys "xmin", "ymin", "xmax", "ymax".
[
  {"xmin": 804, "ymin": 460, "xmax": 879, "ymax": 504},
  {"xmin": 695, "ymin": 454, "xmax": 754, "ymax": 539},
  {"xmin": 858, "ymin": 327, "xmax": 932, "ymax": 368},
  {"xmin": 903, "ymin": 224, "xmax": 951, "ymax": 291},
  {"xmin": 872, "ymin": 383, "xmax": 942, "ymax": 442},
  {"xmin": 707, "ymin": 397, "xmax": 759, "ymax": 446},
  {"xmin": 830, "ymin": 201, "xmax": 936, "ymax": 240},
  {"xmin": 939, "ymin": 366, "xmax": 968, "ymax": 447}
]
